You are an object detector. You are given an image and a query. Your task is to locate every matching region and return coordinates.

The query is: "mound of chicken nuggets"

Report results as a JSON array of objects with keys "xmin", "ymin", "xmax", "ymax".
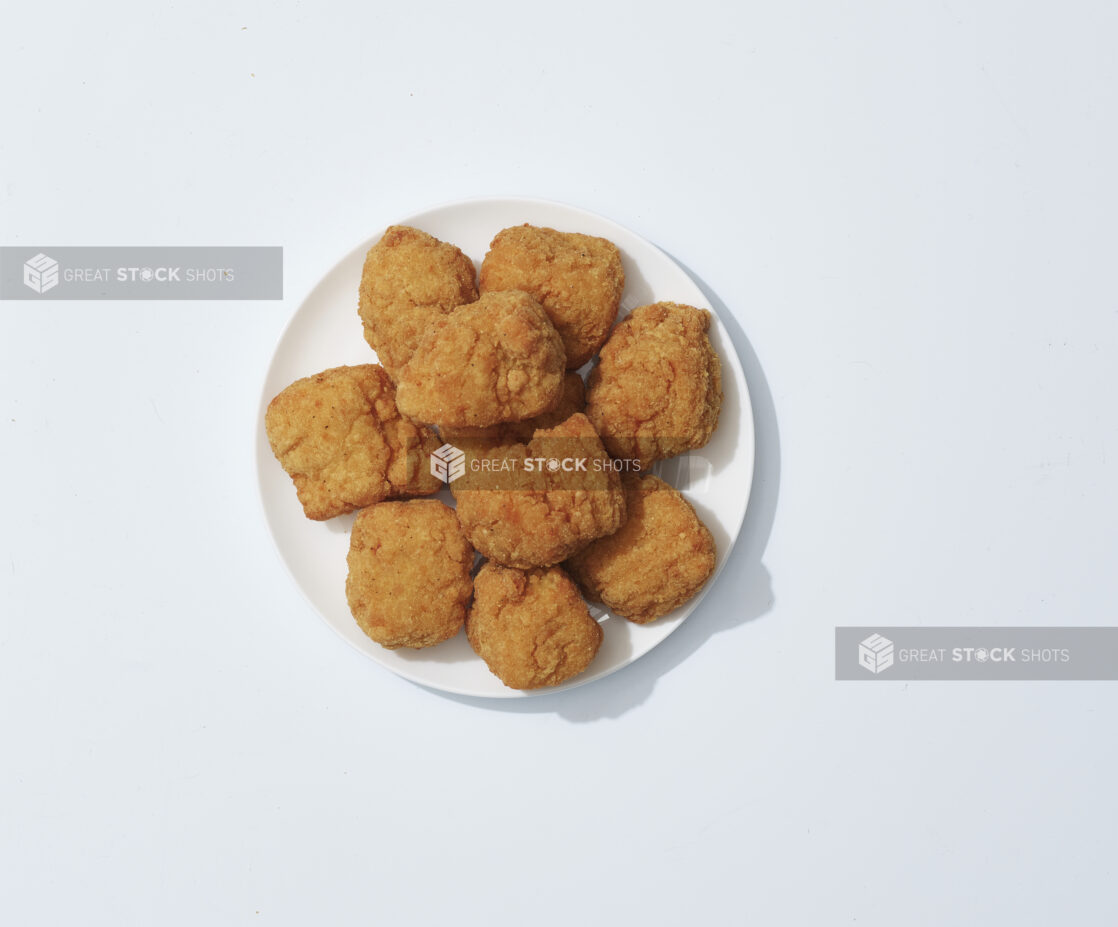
[{"xmin": 265, "ymin": 220, "xmax": 731, "ymax": 690}]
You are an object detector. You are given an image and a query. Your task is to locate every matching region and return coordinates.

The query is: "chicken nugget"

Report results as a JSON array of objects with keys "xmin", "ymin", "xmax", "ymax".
[
  {"xmin": 346, "ymin": 500, "xmax": 475, "ymax": 649},
  {"xmin": 467, "ymin": 562, "xmax": 602, "ymax": 689},
  {"xmin": 567, "ymin": 473, "xmax": 716, "ymax": 624},
  {"xmin": 439, "ymin": 370, "xmax": 585, "ymax": 451},
  {"xmin": 265, "ymin": 364, "xmax": 441, "ymax": 520},
  {"xmin": 452, "ymin": 413, "xmax": 626, "ymax": 568},
  {"xmin": 395, "ymin": 290, "xmax": 565, "ymax": 429},
  {"xmin": 358, "ymin": 225, "xmax": 478, "ymax": 380},
  {"xmin": 585, "ymin": 302, "xmax": 722, "ymax": 467},
  {"xmin": 480, "ymin": 224, "xmax": 624, "ymax": 369}
]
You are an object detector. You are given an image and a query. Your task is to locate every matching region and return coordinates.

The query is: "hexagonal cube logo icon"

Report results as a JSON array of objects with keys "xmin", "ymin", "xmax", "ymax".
[
  {"xmin": 859, "ymin": 633, "xmax": 894, "ymax": 674},
  {"xmin": 430, "ymin": 443, "xmax": 466, "ymax": 483},
  {"xmin": 23, "ymin": 253, "xmax": 60, "ymax": 294}
]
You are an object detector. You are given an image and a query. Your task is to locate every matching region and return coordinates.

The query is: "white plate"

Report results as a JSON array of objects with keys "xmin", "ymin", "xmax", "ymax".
[{"xmin": 256, "ymin": 197, "xmax": 754, "ymax": 698}]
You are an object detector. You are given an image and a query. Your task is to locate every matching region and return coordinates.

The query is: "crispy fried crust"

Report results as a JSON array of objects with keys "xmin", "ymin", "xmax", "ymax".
[
  {"xmin": 395, "ymin": 290, "xmax": 566, "ymax": 428},
  {"xmin": 480, "ymin": 224, "xmax": 624, "ymax": 369},
  {"xmin": 566, "ymin": 473, "xmax": 716, "ymax": 624},
  {"xmin": 466, "ymin": 562, "xmax": 602, "ymax": 689},
  {"xmin": 439, "ymin": 371, "xmax": 586, "ymax": 451},
  {"xmin": 452, "ymin": 413, "xmax": 626, "ymax": 569},
  {"xmin": 585, "ymin": 302, "xmax": 722, "ymax": 467},
  {"xmin": 358, "ymin": 225, "xmax": 478, "ymax": 380},
  {"xmin": 264, "ymin": 364, "xmax": 442, "ymax": 520},
  {"xmin": 346, "ymin": 501, "xmax": 475, "ymax": 649}
]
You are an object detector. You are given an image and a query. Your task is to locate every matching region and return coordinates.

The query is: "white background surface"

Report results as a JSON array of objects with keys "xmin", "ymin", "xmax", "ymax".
[{"xmin": 1, "ymin": 2, "xmax": 1115, "ymax": 924}]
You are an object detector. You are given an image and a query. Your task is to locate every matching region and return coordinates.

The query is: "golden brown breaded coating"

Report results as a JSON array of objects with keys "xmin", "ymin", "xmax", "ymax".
[
  {"xmin": 395, "ymin": 290, "xmax": 565, "ymax": 429},
  {"xmin": 452, "ymin": 413, "xmax": 626, "ymax": 568},
  {"xmin": 265, "ymin": 365, "xmax": 442, "ymax": 520},
  {"xmin": 585, "ymin": 302, "xmax": 722, "ymax": 467},
  {"xmin": 358, "ymin": 225, "xmax": 478, "ymax": 380},
  {"xmin": 567, "ymin": 473, "xmax": 716, "ymax": 624},
  {"xmin": 467, "ymin": 562, "xmax": 603, "ymax": 689},
  {"xmin": 439, "ymin": 371, "xmax": 586, "ymax": 451},
  {"xmin": 346, "ymin": 501, "xmax": 475, "ymax": 649},
  {"xmin": 480, "ymin": 224, "xmax": 624, "ymax": 369}
]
